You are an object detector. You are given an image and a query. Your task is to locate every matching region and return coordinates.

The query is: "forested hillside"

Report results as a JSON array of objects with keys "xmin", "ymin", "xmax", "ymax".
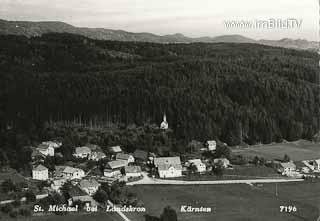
[{"xmin": 0, "ymin": 33, "xmax": 319, "ymax": 146}]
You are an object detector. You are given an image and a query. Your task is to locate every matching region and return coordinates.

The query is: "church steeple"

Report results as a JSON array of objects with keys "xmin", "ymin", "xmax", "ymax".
[{"xmin": 160, "ymin": 113, "xmax": 169, "ymax": 130}]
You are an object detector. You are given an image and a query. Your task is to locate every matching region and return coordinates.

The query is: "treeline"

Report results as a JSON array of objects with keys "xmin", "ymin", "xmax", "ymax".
[{"xmin": 0, "ymin": 33, "xmax": 319, "ymax": 147}]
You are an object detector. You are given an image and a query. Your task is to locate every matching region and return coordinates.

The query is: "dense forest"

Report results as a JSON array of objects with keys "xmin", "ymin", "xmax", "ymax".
[{"xmin": 0, "ymin": 33, "xmax": 319, "ymax": 149}]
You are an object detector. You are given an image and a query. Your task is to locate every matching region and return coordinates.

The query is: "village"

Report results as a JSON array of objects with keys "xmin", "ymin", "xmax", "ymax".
[{"xmin": 0, "ymin": 115, "xmax": 319, "ymax": 220}]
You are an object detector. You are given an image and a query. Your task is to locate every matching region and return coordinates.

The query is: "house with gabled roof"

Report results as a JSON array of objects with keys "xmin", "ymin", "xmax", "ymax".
[
  {"xmin": 32, "ymin": 164, "xmax": 49, "ymax": 181},
  {"xmin": 103, "ymin": 160, "xmax": 127, "ymax": 178},
  {"xmin": 36, "ymin": 143, "xmax": 55, "ymax": 157},
  {"xmin": 278, "ymin": 162, "xmax": 296, "ymax": 175},
  {"xmin": 116, "ymin": 153, "xmax": 134, "ymax": 164},
  {"xmin": 188, "ymin": 159, "xmax": 206, "ymax": 173},
  {"xmin": 133, "ymin": 149, "xmax": 148, "ymax": 162},
  {"xmin": 79, "ymin": 179, "xmax": 100, "ymax": 196},
  {"xmin": 55, "ymin": 166, "xmax": 85, "ymax": 180},
  {"xmin": 313, "ymin": 159, "xmax": 320, "ymax": 171},
  {"xmin": 154, "ymin": 157, "xmax": 182, "ymax": 178},
  {"xmin": 108, "ymin": 146, "xmax": 122, "ymax": 153},
  {"xmin": 125, "ymin": 165, "xmax": 142, "ymax": 177},
  {"xmin": 73, "ymin": 146, "xmax": 92, "ymax": 159}
]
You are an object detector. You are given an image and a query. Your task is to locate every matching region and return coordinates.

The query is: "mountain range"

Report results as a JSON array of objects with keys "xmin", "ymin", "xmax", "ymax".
[{"xmin": 0, "ymin": 19, "xmax": 318, "ymax": 51}]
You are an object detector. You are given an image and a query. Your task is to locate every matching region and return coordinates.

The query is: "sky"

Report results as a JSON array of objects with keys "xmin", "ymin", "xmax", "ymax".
[{"xmin": 0, "ymin": 0, "xmax": 318, "ymax": 41}]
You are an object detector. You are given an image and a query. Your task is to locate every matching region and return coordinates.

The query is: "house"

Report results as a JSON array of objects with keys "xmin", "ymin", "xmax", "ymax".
[
  {"xmin": 313, "ymin": 159, "xmax": 320, "ymax": 171},
  {"xmin": 187, "ymin": 159, "xmax": 206, "ymax": 173},
  {"xmin": 41, "ymin": 141, "xmax": 62, "ymax": 149},
  {"xmin": 278, "ymin": 162, "xmax": 296, "ymax": 175},
  {"xmin": 68, "ymin": 186, "xmax": 98, "ymax": 208},
  {"xmin": 133, "ymin": 149, "xmax": 148, "ymax": 162},
  {"xmin": 31, "ymin": 149, "xmax": 45, "ymax": 161},
  {"xmin": 32, "ymin": 164, "xmax": 49, "ymax": 181},
  {"xmin": 103, "ymin": 160, "xmax": 127, "ymax": 178},
  {"xmin": 89, "ymin": 151, "xmax": 107, "ymax": 161},
  {"xmin": 206, "ymin": 140, "xmax": 217, "ymax": 151},
  {"xmin": 154, "ymin": 157, "xmax": 182, "ymax": 178},
  {"xmin": 86, "ymin": 144, "xmax": 101, "ymax": 151},
  {"xmin": 79, "ymin": 179, "xmax": 101, "ymax": 196},
  {"xmin": 51, "ymin": 178, "xmax": 67, "ymax": 192},
  {"xmin": 55, "ymin": 166, "xmax": 85, "ymax": 180},
  {"xmin": 213, "ymin": 158, "xmax": 230, "ymax": 168},
  {"xmin": 73, "ymin": 146, "xmax": 92, "ymax": 159},
  {"xmin": 108, "ymin": 146, "xmax": 122, "ymax": 154},
  {"xmin": 125, "ymin": 165, "xmax": 142, "ymax": 177},
  {"xmin": 116, "ymin": 153, "xmax": 135, "ymax": 164},
  {"xmin": 160, "ymin": 114, "xmax": 169, "ymax": 130},
  {"xmin": 36, "ymin": 143, "xmax": 55, "ymax": 157}
]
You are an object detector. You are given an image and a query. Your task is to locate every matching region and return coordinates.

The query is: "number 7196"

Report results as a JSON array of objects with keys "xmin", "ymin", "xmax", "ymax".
[{"xmin": 280, "ymin": 206, "xmax": 297, "ymax": 213}]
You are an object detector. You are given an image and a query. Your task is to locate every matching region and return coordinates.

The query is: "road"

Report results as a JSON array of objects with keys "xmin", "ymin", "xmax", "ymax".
[{"xmin": 126, "ymin": 172, "xmax": 304, "ymax": 186}]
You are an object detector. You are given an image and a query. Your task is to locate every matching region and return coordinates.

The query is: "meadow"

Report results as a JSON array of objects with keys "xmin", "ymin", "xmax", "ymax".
[
  {"xmin": 126, "ymin": 181, "xmax": 320, "ymax": 221},
  {"xmin": 232, "ymin": 140, "xmax": 320, "ymax": 161}
]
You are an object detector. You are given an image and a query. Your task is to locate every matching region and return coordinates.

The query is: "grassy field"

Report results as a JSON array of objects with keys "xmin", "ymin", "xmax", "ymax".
[
  {"xmin": 0, "ymin": 212, "xmax": 122, "ymax": 221},
  {"xmin": 126, "ymin": 181, "xmax": 320, "ymax": 221},
  {"xmin": 165, "ymin": 165, "xmax": 281, "ymax": 181},
  {"xmin": 232, "ymin": 140, "xmax": 320, "ymax": 161}
]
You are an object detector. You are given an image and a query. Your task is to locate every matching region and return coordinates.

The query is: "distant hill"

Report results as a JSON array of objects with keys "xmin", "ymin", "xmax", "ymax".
[{"xmin": 0, "ymin": 19, "xmax": 317, "ymax": 50}]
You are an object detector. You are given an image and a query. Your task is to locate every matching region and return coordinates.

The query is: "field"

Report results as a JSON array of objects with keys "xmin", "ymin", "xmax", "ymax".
[
  {"xmin": 232, "ymin": 140, "xmax": 320, "ymax": 161},
  {"xmin": 126, "ymin": 181, "xmax": 320, "ymax": 221},
  {"xmin": 0, "ymin": 212, "xmax": 122, "ymax": 221}
]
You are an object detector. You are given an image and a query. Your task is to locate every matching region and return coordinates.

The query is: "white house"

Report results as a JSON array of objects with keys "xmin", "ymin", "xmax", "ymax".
[
  {"xmin": 278, "ymin": 162, "xmax": 296, "ymax": 175},
  {"xmin": 36, "ymin": 144, "xmax": 55, "ymax": 157},
  {"xmin": 188, "ymin": 159, "xmax": 206, "ymax": 173},
  {"xmin": 160, "ymin": 114, "xmax": 169, "ymax": 130},
  {"xmin": 89, "ymin": 151, "xmax": 107, "ymax": 161},
  {"xmin": 41, "ymin": 141, "xmax": 62, "ymax": 149},
  {"xmin": 79, "ymin": 179, "xmax": 101, "ymax": 196},
  {"xmin": 125, "ymin": 165, "xmax": 142, "ymax": 178},
  {"xmin": 207, "ymin": 140, "xmax": 217, "ymax": 151},
  {"xmin": 116, "ymin": 153, "xmax": 135, "ymax": 164},
  {"xmin": 73, "ymin": 146, "xmax": 92, "ymax": 159},
  {"xmin": 51, "ymin": 178, "xmax": 67, "ymax": 192},
  {"xmin": 313, "ymin": 159, "xmax": 320, "ymax": 171},
  {"xmin": 32, "ymin": 164, "xmax": 49, "ymax": 181},
  {"xmin": 108, "ymin": 146, "xmax": 122, "ymax": 154},
  {"xmin": 154, "ymin": 157, "xmax": 182, "ymax": 178},
  {"xmin": 55, "ymin": 166, "xmax": 85, "ymax": 180},
  {"xmin": 104, "ymin": 160, "xmax": 127, "ymax": 178},
  {"xmin": 213, "ymin": 158, "xmax": 231, "ymax": 168}
]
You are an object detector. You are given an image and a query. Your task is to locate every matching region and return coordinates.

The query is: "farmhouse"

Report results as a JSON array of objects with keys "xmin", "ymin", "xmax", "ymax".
[
  {"xmin": 55, "ymin": 166, "xmax": 85, "ymax": 180},
  {"xmin": 68, "ymin": 186, "xmax": 98, "ymax": 208},
  {"xmin": 41, "ymin": 141, "xmax": 62, "ymax": 149},
  {"xmin": 79, "ymin": 179, "xmax": 100, "ymax": 196},
  {"xmin": 125, "ymin": 165, "xmax": 142, "ymax": 177},
  {"xmin": 133, "ymin": 149, "xmax": 148, "ymax": 162},
  {"xmin": 51, "ymin": 178, "xmax": 67, "ymax": 192},
  {"xmin": 108, "ymin": 146, "xmax": 122, "ymax": 153},
  {"xmin": 89, "ymin": 151, "xmax": 107, "ymax": 161},
  {"xmin": 154, "ymin": 157, "xmax": 182, "ymax": 178},
  {"xmin": 278, "ymin": 162, "xmax": 296, "ymax": 175},
  {"xmin": 313, "ymin": 159, "xmax": 320, "ymax": 171},
  {"xmin": 36, "ymin": 143, "xmax": 55, "ymax": 157},
  {"xmin": 116, "ymin": 153, "xmax": 135, "ymax": 164},
  {"xmin": 31, "ymin": 149, "xmax": 45, "ymax": 161},
  {"xmin": 213, "ymin": 158, "xmax": 231, "ymax": 168},
  {"xmin": 73, "ymin": 146, "xmax": 92, "ymax": 159},
  {"xmin": 206, "ymin": 140, "xmax": 217, "ymax": 151},
  {"xmin": 32, "ymin": 164, "xmax": 49, "ymax": 181},
  {"xmin": 188, "ymin": 159, "xmax": 206, "ymax": 173},
  {"xmin": 104, "ymin": 160, "xmax": 127, "ymax": 178}
]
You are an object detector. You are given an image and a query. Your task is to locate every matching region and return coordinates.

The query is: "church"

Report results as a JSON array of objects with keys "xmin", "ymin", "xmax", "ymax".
[{"xmin": 160, "ymin": 114, "xmax": 169, "ymax": 130}]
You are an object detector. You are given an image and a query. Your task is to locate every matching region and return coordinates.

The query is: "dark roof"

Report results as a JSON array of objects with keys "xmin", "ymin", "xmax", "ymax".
[
  {"xmin": 68, "ymin": 186, "xmax": 88, "ymax": 198},
  {"xmin": 133, "ymin": 149, "xmax": 148, "ymax": 160}
]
